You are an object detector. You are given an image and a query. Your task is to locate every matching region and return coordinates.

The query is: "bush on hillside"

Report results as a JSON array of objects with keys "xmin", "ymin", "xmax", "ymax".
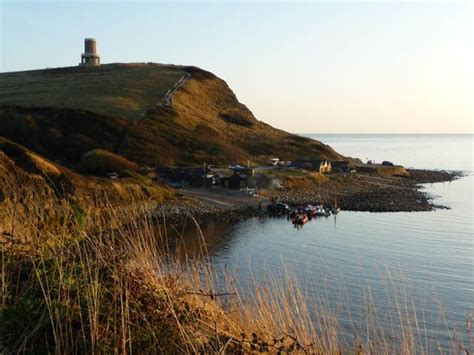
[{"xmin": 78, "ymin": 149, "xmax": 138, "ymax": 175}]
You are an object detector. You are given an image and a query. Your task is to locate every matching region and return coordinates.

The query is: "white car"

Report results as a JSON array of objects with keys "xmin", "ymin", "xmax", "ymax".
[{"xmin": 270, "ymin": 158, "xmax": 280, "ymax": 166}]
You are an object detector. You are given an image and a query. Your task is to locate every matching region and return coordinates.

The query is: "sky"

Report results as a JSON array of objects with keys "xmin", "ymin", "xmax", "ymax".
[{"xmin": 1, "ymin": 1, "xmax": 473, "ymax": 134}]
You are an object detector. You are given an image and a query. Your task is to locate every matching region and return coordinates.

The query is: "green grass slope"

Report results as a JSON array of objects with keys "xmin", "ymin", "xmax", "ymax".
[
  {"xmin": 0, "ymin": 64, "xmax": 185, "ymax": 120},
  {"xmin": 0, "ymin": 63, "xmax": 344, "ymax": 167}
]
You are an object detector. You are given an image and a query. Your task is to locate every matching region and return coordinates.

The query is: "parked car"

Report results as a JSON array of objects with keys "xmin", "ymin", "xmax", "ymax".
[
  {"xmin": 382, "ymin": 161, "xmax": 394, "ymax": 166},
  {"xmin": 269, "ymin": 158, "xmax": 280, "ymax": 166},
  {"xmin": 106, "ymin": 172, "xmax": 119, "ymax": 179}
]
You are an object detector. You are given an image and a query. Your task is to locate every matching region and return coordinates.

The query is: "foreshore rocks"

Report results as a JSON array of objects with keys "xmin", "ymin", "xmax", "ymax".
[
  {"xmin": 406, "ymin": 169, "xmax": 462, "ymax": 184},
  {"xmin": 153, "ymin": 197, "xmax": 266, "ymax": 225},
  {"xmin": 275, "ymin": 184, "xmax": 433, "ymax": 212}
]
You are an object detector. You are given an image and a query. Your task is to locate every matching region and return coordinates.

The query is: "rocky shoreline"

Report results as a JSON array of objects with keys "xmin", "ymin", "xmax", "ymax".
[
  {"xmin": 153, "ymin": 197, "xmax": 266, "ymax": 225},
  {"xmin": 274, "ymin": 169, "xmax": 462, "ymax": 213},
  {"xmin": 405, "ymin": 169, "xmax": 462, "ymax": 184},
  {"xmin": 155, "ymin": 169, "xmax": 463, "ymax": 224}
]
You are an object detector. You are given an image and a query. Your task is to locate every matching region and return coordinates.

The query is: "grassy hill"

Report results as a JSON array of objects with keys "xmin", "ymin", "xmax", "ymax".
[
  {"xmin": 0, "ymin": 64, "xmax": 185, "ymax": 120},
  {"xmin": 0, "ymin": 63, "xmax": 344, "ymax": 167}
]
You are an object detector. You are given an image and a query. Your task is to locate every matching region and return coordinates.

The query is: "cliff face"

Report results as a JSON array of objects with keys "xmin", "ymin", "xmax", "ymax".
[
  {"xmin": 0, "ymin": 63, "xmax": 344, "ymax": 167},
  {"xmin": 119, "ymin": 67, "xmax": 343, "ymax": 166}
]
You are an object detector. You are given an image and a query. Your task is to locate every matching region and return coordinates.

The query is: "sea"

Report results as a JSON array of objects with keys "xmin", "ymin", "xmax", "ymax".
[{"xmin": 178, "ymin": 134, "xmax": 474, "ymax": 350}]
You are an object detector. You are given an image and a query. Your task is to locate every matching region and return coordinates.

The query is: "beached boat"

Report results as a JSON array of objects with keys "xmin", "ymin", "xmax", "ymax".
[
  {"xmin": 292, "ymin": 212, "xmax": 309, "ymax": 225},
  {"xmin": 305, "ymin": 205, "xmax": 318, "ymax": 216},
  {"xmin": 267, "ymin": 202, "xmax": 290, "ymax": 215},
  {"xmin": 314, "ymin": 205, "xmax": 330, "ymax": 217}
]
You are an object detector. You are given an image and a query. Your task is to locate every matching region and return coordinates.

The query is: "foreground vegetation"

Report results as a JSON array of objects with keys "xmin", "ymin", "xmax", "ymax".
[
  {"xmin": 1, "ymin": 189, "xmax": 472, "ymax": 353},
  {"xmin": 0, "ymin": 199, "xmax": 326, "ymax": 353}
]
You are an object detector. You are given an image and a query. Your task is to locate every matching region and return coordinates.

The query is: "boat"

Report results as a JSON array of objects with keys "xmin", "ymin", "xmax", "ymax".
[
  {"xmin": 314, "ymin": 205, "xmax": 330, "ymax": 217},
  {"xmin": 290, "ymin": 207, "xmax": 304, "ymax": 218},
  {"xmin": 292, "ymin": 208, "xmax": 309, "ymax": 226},
  {"xmin": 305, "ymin": 205, "xmax": 318, "ymax": 217},
  {"xmin": 268, "ymin": 202, "xmax": 290, "ymax": 215},
  {"xmin": 292, "ymin": 211, "xmax": 309, "ymax": 225}
]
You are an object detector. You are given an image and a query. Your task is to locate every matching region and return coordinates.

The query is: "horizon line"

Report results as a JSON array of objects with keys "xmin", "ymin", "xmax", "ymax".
[{"xmin": 299, "ymin": 132, "xmax": 474, "ymax": 135}]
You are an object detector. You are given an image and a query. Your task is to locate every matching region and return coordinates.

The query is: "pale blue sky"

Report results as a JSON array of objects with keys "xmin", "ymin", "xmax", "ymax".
[{"xmin": 1, "ymin": 1, "xmax": 473, "ymax": 133}]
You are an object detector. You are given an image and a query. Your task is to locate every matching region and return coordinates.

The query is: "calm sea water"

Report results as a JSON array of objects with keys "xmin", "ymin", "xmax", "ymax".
[{"xmin": 180, "ymin": 134, "xmax": 474, "ymax": 349}]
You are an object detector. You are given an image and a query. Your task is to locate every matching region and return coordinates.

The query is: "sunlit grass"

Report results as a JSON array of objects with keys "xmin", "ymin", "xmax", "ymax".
[{"xmin": 1, "ymin": 191, "xmax": 472, "ymax": 353}]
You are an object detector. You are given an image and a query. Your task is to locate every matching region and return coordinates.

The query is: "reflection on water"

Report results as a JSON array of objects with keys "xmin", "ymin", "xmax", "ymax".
[{"xmin": 165, "ymin": 219, "xmax": 235, "ymax": 260}]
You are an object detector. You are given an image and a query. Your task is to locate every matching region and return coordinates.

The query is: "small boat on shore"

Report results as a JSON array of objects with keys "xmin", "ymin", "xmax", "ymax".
[
  {"xmin": 314, "ymin": 205, "xmax": 330, "ymax": 217},
  {"xmin": 292, "ymin": 213, "xmax": 309, "ymax": 225},
  {"xmin": 267, "ymin": 202, "xmax": 290, "ymax": 215},
  {"xmin": 305, "ymin": 205, "xmax": 317, "ymax": 217}
]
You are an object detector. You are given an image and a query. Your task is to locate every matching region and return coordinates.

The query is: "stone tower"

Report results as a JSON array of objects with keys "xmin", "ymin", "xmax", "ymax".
[{"xmin": 80, "ymin": 38, "xmax": 100, "ymax": 66}]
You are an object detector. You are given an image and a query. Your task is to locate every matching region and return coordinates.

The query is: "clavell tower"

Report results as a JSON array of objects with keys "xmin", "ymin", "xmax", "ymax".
[{"xmin": 80, "ymin": 38, "xmax": 100, "ymax": 66}]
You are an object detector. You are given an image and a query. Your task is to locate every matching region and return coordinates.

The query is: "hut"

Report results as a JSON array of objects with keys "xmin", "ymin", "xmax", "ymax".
[
  {"xmin": 331, "ymin": 161, "xmax": 350, "ymax": 173},
  {"xmin": 244, "ymin": 173, "xmax": 281, "ymax": 189},
  {"xmin": 228, "ymin": 173, "xmax": 245, "ymax": 189},
  {"xmin": 290, "ymin": 159, "xmax": 332, "ymax": 173}
]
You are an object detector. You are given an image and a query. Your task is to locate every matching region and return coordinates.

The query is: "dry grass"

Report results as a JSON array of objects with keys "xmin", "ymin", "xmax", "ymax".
[
  {"xmin": 1, "ymin": 191, "xmax": 472, "ymax": 353},
  {"xmin": 282, "ymin": 172, "xmax": 329, "ymax": 189}
]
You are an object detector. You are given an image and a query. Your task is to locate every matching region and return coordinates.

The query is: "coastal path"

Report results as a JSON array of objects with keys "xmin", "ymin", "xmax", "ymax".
[{"xmin": 177, "ymin": 187, "xmax": 270, "ymax": 209}]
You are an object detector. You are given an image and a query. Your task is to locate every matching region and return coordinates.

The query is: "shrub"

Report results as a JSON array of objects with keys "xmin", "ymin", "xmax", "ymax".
[{"xmin": 78, "ymin": 149, "xmax": 138, "ymax": 175}]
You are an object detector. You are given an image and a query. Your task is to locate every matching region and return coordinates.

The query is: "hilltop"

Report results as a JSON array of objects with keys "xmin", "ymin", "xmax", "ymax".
[
  {"xmin": 0, "ymin": 63, "xmax": 186, "ymax": 119},
  {"xmin": 0, "ymin": 63, "xmax": 344, "ymax": 167}
]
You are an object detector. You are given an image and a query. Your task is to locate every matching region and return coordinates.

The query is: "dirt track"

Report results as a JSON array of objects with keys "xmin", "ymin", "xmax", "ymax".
[{"xmin": 177, "ymin": 187, "xmax": 270, "ymax": 208}]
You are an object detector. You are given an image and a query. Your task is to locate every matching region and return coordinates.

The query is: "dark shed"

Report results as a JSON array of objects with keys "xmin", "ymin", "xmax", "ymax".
[{"xmin": 228, "ymin": 174, "xmax": 243, "ymax": 189}]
